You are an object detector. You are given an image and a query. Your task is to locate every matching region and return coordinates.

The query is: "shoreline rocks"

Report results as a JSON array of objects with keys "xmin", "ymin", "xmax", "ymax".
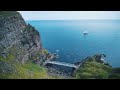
[{"xmin": 46, "ymin": 66, "xmax": 73, "ymax": 79}]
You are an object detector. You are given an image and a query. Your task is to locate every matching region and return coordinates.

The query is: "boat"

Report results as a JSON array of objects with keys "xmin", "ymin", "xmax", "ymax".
[{"xmin": 83, "ymin": 31, "xmax": 88, "ymax": 35}]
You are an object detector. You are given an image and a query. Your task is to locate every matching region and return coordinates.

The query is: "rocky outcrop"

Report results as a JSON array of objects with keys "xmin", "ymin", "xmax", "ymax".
[
  {"xmin": 75, "ymin": 54, "xmax": 112, "ymax": 79},
  {"xmin": 75, "ymin": 54, "xmax": 110, "ymax": 66},
  {"xmin": 0, "ymin": 11, "xmax": 43, "ymax": 64}
]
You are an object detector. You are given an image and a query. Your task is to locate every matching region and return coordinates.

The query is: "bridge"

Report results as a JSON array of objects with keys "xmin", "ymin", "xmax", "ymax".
[{"xmin": 43, "ymin": 60, "xmax": 85, "ymax": 69}]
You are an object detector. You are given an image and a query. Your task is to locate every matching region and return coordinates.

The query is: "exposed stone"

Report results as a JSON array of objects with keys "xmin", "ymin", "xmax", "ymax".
[
  {"xmin": 0, "ymin": 11, "xmax": 43, "ymax": 64},
  {"xmin": 0, "ymin": 60, "xmax": 15, "ymax": 74}
]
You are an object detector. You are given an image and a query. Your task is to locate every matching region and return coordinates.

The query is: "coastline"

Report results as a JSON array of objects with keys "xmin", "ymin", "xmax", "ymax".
[{"xmin": 43, "ymin": 54, "xmax": 114, "ymax": 79}]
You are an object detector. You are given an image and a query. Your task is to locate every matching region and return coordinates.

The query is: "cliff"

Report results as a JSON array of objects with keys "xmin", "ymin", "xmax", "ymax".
[
  {"xmin": 0, "ymin": 11, "xmax": 49, "ymax": 78},
  {"xmin": 0, "ymin": 11, "xmax": 43, "ymax": 64}
]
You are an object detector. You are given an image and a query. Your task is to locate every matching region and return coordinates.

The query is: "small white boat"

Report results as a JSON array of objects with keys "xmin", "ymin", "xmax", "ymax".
[{"xmin": 83, "ymin": 31, "xmax": 88, "ymax": 35}]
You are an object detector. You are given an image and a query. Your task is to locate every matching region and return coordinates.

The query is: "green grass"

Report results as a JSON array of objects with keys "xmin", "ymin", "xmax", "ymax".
[
  {"xmin": 0, "ymin": 54, "xmax": 15, "ymax": 63},
  {"xmin": 41, "ymin": 49, "xmax": 49, "ymax": 55},
  {"xmin": 0, "ymin": 54, "xmax": 58, "ymax": 79},
  {"xmin": 0, "ymin": 44, "xmax": 60, "ymax": 79},
  {"xmin": 76, "ymin": 60, "xmax": 112, "ymax": 79},
  {"xmin": 7, "ymin": 62, "xmax": 51, "ymax": 79}
]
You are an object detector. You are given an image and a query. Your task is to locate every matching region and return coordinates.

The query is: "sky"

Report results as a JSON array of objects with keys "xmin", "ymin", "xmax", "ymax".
[{"xmin": 18, "ymin": 11, "xmax": 120, "ymax": 20}]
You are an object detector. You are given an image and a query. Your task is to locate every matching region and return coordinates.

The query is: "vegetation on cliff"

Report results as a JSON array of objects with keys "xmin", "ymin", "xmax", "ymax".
[
  {"xmin": 75, "ymin": 55, "xmax": 112, "ymax": 79},
  {"xmin": 0, "ymin": 11, "xmax": 58, "ymax": 79},
  {"xmin": 0, "ymin": 54, "xmax": 59, "ymax": 79}
]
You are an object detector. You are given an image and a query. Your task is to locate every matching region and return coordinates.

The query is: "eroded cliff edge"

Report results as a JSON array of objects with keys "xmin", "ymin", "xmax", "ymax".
[{"xmin": 0, "ymin": 11, "xmax": 43, "ymax": 64}]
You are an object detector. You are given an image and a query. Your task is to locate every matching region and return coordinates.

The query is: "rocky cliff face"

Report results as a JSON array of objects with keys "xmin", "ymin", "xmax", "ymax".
[{"xmin": 0, "ymin": 11, "xmax": 43, "ymax": 64}]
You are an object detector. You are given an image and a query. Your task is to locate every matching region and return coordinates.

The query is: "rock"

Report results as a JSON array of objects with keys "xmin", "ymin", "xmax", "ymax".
[
  {"xmin": 0, "ymin": 11, "xmax": 43, "ymax": 64},
  {"xmin": 0, "ymin": 60, "xmax": 15, "ymax": 74}
]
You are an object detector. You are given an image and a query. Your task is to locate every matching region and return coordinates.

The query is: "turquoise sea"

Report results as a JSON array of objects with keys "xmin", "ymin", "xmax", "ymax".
[{"xmin": 27, "ymin": 20, "xmax": 120, "ymax": 68}]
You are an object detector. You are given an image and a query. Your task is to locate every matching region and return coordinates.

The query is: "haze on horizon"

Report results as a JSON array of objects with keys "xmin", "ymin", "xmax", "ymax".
[{"xmin": 19, "ymin": 11, "xmax": 120, "ymax": 20}]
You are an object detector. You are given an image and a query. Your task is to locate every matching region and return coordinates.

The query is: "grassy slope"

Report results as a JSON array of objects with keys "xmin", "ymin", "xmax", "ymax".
[
  {"xmin": 0, "ymin": 54, "xmax": 59, "ymax": 79},
  {"xmin": 0, "ymin": 11, "xmax": 60, "ymax": 79},
  {"xmin": 76, "ymin": 59, "xmax": 112, "ymax": 79}
]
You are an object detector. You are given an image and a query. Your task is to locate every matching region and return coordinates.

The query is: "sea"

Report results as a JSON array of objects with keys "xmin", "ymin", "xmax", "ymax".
[{"xmin": 26, "ymin": 20, "xmax": 120, "ymax": 68}]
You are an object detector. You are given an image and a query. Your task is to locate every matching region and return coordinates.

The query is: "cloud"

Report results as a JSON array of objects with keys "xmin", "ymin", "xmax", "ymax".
[{"xmin": 18, "ymin": 11, "xmax": 120, "ymax": 20}]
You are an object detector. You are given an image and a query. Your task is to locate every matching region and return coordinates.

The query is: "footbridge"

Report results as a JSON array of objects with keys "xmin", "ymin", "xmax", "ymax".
[{"xmin": 44, "ymin": 60, "xmax": 85, "ymax": 69}]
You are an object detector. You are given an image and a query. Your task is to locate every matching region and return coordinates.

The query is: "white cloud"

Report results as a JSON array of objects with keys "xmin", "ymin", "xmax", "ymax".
[{"xmin": 18, "ymin": 11, "xmax": 120, "ymax": 20}]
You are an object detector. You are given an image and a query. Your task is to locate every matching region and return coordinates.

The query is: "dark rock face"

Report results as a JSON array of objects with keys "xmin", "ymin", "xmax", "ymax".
[{"xmin": 0, "ymin": 11, "xmax": 43, "ymax": 64}]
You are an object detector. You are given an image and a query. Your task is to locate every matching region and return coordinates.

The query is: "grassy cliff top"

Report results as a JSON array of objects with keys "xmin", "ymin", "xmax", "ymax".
[{"xmin": 75, "ymin": 56, "xmax": 112, "ymax": 79}]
